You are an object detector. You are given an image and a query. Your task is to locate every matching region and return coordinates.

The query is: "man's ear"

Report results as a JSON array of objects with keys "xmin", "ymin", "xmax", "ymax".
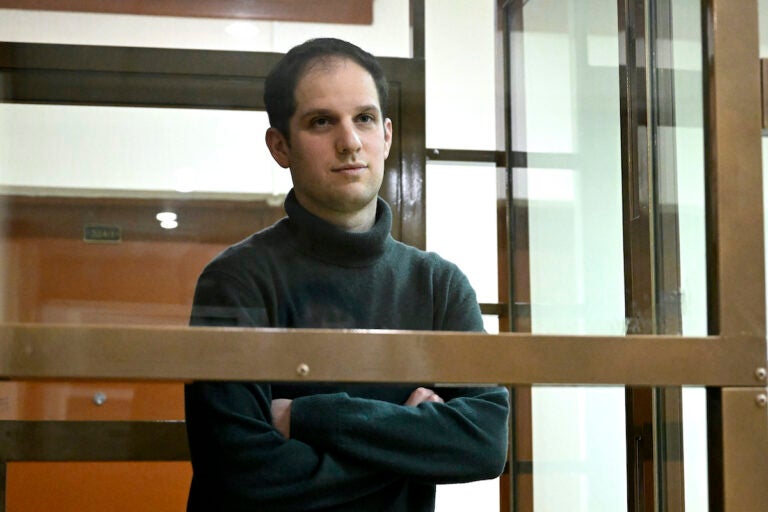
[
  {"xmin": 383, "ymin": 118, "xmax": 393, "ymax": 160},
  {"xmin": 265, "ymin": 127, "xmax": 291, "ymax": 169}
]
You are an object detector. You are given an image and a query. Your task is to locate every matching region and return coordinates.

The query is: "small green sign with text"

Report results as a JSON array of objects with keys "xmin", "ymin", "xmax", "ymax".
[{"xmin": 83, "ymin": 225, "xmax": 121, "ymax": 243}]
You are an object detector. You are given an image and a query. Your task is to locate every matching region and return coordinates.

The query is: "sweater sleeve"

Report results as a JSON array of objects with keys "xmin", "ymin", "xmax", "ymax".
[
  {"xmin": 185, "ymin": 271, "xmax": 399, "ymax": 511},
  {"xmin": 290, "ymin": 261, "xmax": 510, "ymax": 484},
  {"xmin": 290, "ymin": 387, "xmax": 509, "ymax": 484}
]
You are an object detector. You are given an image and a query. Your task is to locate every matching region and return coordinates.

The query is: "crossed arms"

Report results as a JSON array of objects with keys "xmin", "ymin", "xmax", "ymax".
[{"xmin": 185, "ymin": 380, "xmax": 509, "ymax": 511}]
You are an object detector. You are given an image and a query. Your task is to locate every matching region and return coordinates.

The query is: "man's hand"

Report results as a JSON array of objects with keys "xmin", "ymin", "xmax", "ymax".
[
  {"xmin": 273, "ymin": 389, "xmax": 441, "ymax": 437},
  {"xmin": 404, "ymin": 387, "xmax": 444, "ymax": 407},
  {"xmin": 271, "ymin": 398, "xmax": 292, "ymax": 438}
]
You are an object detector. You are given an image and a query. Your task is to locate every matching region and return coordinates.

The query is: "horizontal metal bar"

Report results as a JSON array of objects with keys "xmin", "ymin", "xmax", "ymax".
[
  {"xmin": 478, "ymin": 303, "xmax": 530, "ymax": 318},
  {"xmin": 424, "ymin": 149, "xmax": 576, "ymax": 169},
  {"xmin": 0, "ymin": 325, "xmax": 764, "ymax": 386},
  {"xmin": 0, "ymin": 420, "xmax": 189, "ymax": 461},
  {"xmin": 426, "ymin": 148, "xmax": 504, "ymax": 164},
  {"xmin": 0, "ymin": 41, "xmax": 281, "ymax": 76},
  {"xmin": 479, "ymin": 302, "xmax": 507, "ymax": 316}
]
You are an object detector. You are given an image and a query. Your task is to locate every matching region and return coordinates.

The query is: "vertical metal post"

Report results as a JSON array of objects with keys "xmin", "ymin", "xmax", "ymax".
[
  {"xmin": 618, "ymin": 0, "xmax": 686, "ymax": 509},
  {"xmin": 497, "ymin": 2, "xmax": 515, "ymax": 510},
  {"xmin": 720, "ymin": 388, "xmax": 768, "ymax": 511},
  {"xmin": 703, "ymin": 0, "xmax": 765, "ymax": 339},
  {"xmin": 702, "ymin": 1, "xmax": 767, "ymax": 511},
  {"xmin": 0, "ymin": 461, "xmax": 6, "ymax": 512},
  {"xmin": 500, "ymin": 1, "xmax": 534, "ymax": 510},
  {"xmin": 410, "ymin": 0, "xmax": 425, "ymax": 60},
  {"xmin": 497, "ymin": 1, "xmax": 534, "ymax": 510}
]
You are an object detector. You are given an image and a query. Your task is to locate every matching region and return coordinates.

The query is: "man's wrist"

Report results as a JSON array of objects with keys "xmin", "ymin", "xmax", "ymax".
[{"xmin": 271, "ymin": 398, "xmax": 292, "ymax": 438}]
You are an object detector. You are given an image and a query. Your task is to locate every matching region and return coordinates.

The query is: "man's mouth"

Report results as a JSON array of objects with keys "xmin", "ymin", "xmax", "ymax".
[{"xmin": 333, "ymin": 163, "xmax": 367, "ymax": 172}]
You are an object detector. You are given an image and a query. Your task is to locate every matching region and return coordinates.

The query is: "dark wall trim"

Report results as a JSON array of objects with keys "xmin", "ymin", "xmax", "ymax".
[{"xmin": 0, "ymin": 0, "xmax": 374, "ymax": 24}]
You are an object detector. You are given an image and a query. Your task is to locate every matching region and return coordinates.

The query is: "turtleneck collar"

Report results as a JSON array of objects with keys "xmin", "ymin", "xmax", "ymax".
[{"xmin": 283, "ymin": 189, "xmax": 393, "ymax": 267}]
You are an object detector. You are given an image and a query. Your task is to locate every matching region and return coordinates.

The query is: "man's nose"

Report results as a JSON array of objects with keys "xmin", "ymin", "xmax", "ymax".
[{"xmin": 336, "ymin": 120, "xmax": 362, "ymax": 154}]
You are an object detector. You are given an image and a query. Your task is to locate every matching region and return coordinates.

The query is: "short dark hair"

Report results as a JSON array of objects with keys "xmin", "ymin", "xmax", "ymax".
[{"xmin": 264, "ymin": 38, "xmax": 389, "ymax": 140}]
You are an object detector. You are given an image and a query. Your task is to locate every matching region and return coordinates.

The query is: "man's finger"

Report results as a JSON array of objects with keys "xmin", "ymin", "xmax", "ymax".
[
  {"xmin": 405, "ymin": 387, "xmax": 443, "ymax": 406},
  {"xmin": 427, "ymin": 394, "xmax": 444, "ymax": 403}
]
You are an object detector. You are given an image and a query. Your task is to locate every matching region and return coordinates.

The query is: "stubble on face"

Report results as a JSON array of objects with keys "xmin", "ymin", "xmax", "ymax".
[{"xmin": 275, "ymin": 57, "xmax": 392, "ymax": 232}]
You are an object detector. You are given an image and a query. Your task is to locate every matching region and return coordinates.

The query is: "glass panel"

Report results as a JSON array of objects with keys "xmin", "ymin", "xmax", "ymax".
[
  {"xmin": 0, "ymin": 2, "xmax": 411, "ymax": 57},
  {"xmin": 0, "ymin": 104, "xmax": 291, "ymax": 197},
  {"xmin": 0, "ymin": 105, "xmax": 291, "ymax": 327},
  {"xmin": 514, "ymin": 0, "xmax": 711, "ymax": 508},
  {"xmin": 1, "ymin": 5, "xmax": 502, "ymax": 511},
  {"xmin": 666, "ymin": 2, "xmax": 709, "ymax": 510},
  {"xmin": 682, "ymin": 386, "xmax": 709, "ymax": 511},
  {"xmin": 426, "ymin": 161, "xmax": 499, "ymax": 306},
  {"xmin": 425, "ymin": 161, "xmax": 499, "ymax": 511},
  {"xmin": 435, "ymin": 479, "xmax": 500, "ymax": 512},
  {"xmin": 532, "ymin": 387, "xmax": 627, "ymax": 510},
  {"xmin": 672, "ymin": 2, "xmax": 707, "ymax": 337},
  {"xmin": 514, "ymin": 1, "xmax": 627, "ymax": 510},
  {"xmin": 425, "ymin": 0, "xmax": 497, "ymax": 150},
  {"xmin": 521, "ymin": 4, "xmax": 625, "ymax": 335}
]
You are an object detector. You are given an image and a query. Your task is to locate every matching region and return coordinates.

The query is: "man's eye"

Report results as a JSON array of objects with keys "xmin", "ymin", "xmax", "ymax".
[
  {"xmin": 358, "ymin": 114, "xmax": 375, "ymax": 123},
  {"xmin": 311, "ymin": 117, "xmax": 330, "ymax": 127}
]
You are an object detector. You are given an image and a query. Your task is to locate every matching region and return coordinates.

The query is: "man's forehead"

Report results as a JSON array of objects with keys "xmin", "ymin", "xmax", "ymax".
[
  {"xmin": 301, "ymin": 55, "xmax": 359, "ymax": 78},
  {"xmin": 293, "ymin": 57, "xmax": 381, "ymax": 113}
]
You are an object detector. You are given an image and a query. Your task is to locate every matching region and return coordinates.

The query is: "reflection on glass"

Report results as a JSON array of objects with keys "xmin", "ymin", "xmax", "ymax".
[
  {"xmin": 518, "ymin": 0, "xmax": 710, "ymax": 508},
  {"xmin": 516, "ymin": 1, "xmax": 627, "ymax": 510},
  {"xmin": 668, "ymin": 1, "xmax": 708, "ymax": 510},
  {"xmin": 0, "ymin": 4, "xmax": 481, "ymax": 512},
  {"xmin": 0, "ymin": 105, "xmax": 294, "ymax": 327},
  {"xmin": 0, "ymin": 104, "xmax": 291, "ymax": 197},
  {"xmin": 426, "ymin": 161, "xmax": 499, "ymax": 511},
  {"xmin": 683, "ymin": 387, "xmax": 708, "ymax": 511},
  {"xmin": 425, "ymin": 0, "xmax": 496, "ymax": 150},
  {"xmin": 426, "ymin": 161, "xmax": 499, "ymax": 305}
]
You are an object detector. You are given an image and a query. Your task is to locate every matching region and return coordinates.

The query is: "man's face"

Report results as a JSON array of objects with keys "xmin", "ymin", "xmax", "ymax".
[{"xmin": 266, "ymin": 57, "xmax": 392, "ymax": 229}]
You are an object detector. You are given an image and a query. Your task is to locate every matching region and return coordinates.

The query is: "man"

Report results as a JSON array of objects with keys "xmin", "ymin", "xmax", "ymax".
[{"xmin": 185, "ymin": 38, "xmax": 509, "ymax": 511}]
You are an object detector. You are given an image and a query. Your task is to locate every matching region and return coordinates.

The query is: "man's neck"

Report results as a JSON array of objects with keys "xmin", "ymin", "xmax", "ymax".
[
  {"xmin": 333, "ymin": 208, "xmax": 376, "ymax": 233},
  {"xmin": 296, "ymin": 196, "xmax": 377, "ymax": 233}
]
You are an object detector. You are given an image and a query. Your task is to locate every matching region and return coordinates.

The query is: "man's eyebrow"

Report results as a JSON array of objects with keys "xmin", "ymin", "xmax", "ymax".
[
  {"xmin": 298, "ymin": 108, "xmax": 333, "ymax": 119},
  {"xmin": 297, "ymin": 105, "xmax": 381, "ymax": 119}
]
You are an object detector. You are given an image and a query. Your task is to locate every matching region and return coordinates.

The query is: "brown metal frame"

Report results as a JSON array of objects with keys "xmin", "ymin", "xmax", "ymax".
[
  {"xmin": 0, "ymin": 325, "xmax": 752, "ymax": 386},
  {"xmin": 701, "ymin": 3, "xmax": 765, "ymax": 341},
  {"xmin": 0, "ymin": 1, "xmax": 767, "ymax": 511},
  {"xmin": 618, "ymin": 3, "xmax": 657, "ymax": 510},
  {"xmin": 702, "ymin": 1, "xmax": 767, "ymax": 510},
  {"xmin": 498, "ymin": 2, "xmax": 534, "ymax": 512},
  {"xmin": 618, "ymin": 0, "xmax": 686, "ymax": 510}
]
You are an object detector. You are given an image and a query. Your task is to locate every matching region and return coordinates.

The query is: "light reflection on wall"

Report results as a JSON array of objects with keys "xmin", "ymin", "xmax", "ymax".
[{"xmin": 0, "ymin": 104, "xmax": 292, "ymax": 198}]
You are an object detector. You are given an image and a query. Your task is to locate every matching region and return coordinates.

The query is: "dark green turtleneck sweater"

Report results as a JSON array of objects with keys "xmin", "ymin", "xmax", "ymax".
[{"xmin": 185, "ymin": 191, "xmax": 509, "ymax": 512}]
